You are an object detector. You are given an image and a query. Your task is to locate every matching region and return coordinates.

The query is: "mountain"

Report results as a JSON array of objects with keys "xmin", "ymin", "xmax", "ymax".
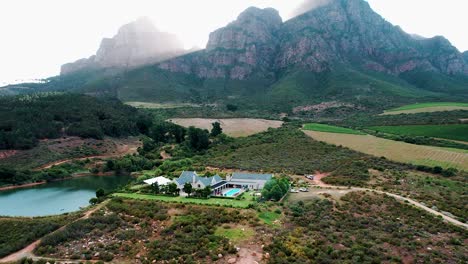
[
  {"xmin": 4, "ymin": 0, "xmax": 468, "ymax": 112},
  {"xmin": 463, "ymin": 51, "xmax": 468, "ymax": 64},
  {"xmin": 61, "ymin": 17, "xmax": 187, "ymax": 75},
  {"xmin": 159, "ymin": 7, "xmax": 282, "ymax": 80}
]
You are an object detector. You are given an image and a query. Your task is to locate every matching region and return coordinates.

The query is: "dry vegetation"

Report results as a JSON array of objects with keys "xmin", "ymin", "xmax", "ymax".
[
  {"xmin": 169, "ymin": 118, "xmax": 283, "ymax": 137},
  {"xmin": 0, "ymin": 137, "xmax": 141, "ymax": 170},
  {"xmin": 303, "ymin": 130, "xmax": 468, "ymax": 170}
]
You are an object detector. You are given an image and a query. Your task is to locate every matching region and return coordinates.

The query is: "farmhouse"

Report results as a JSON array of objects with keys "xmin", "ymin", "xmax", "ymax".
[
  {"xmin": 173, "ymin": 171, "xmax": 274, "ymax": 197},
  {"xmin": 174, "ymin": 171, "xmax": 223, "ymax": 190}
]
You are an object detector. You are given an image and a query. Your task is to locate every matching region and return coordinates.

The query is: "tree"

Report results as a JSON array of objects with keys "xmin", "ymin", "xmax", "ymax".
[
  {"xmin": 210, "ymin": 122, "xmax": 223, "ymax": 137},
  {"xmin": 105, "ymin": 160, "xmax": 115, "ymax": 171},
  {"xmin": 270, "ymin": 185, "xmax": 283, "ymax": 201},
  {"xmin": 188, "ymin": 126, "xmax": 210, "ymax": 151},
  {"xmin": 89, "ymin": 198, "xmax": 98, "ymax": 205},
  {"xmin": 183, "ymin": 182, "xmax": 193, "ymax": 196},
  {"xmin": 96, "ymin": 188, "xmax": 105, "ymax": 198},
  {"xmin": 226, "ymin": 104, "xmax": 238, "ymax": 112},
  {"xmin": 167, "ymin": 182, "xmax": 179, "ymax": 196},
  {"xmin": 202, "ymin": 186, "xmax": 212, "ymax": 198},
  {"xmin": 151, "ymin": 182, "xmax": 160, "ymax": 194}
]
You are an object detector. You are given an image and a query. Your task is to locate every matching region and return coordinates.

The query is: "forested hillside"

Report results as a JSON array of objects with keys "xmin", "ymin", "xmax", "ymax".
[{"xmin": 0, "ymin": 93, "xmax": 151, "ymax": 150}]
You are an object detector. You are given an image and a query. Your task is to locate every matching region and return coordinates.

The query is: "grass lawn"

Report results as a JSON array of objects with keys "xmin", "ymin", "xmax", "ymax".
[
  {"xmin": 303, "ymin": 123, "xmax": 365, "ymax": 135},
  {"xmin": 258, "ymin": 211, "xmax": 281, "ymax": 226},
  {"xmin": 113, "ymin": 192, "xmax": 255, "ymax": 208},
  {"xmin": 215, "ymin": 226, "xmax": 255, "ymax": 244},
  {"xmin": 369, "ymin": 124, "xmax": 468, "ymax": 142}
]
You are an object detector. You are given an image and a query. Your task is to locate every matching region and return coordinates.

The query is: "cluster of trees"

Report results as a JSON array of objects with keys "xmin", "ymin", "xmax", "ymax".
[
  {"xmin": 140, "ymin": 121, "xmax": 223, "ymax": 158},
  {"xmin": 104, "ymin": 155, "xmax": 156, "ymax": 174},
  {"xmin": 149, "ymin": 182, "xmax": 180, "ymax": 196},
  {"xmin": 183, "ymin": 182, "xmax": 212, "ymax": 198},
  {"xmin": 262, "ymin": 178, "xmax": 290, "ymax": 201},
  {"xmin": 0, "ymin": 93, "xmax": 151, "ymax": 150},
  {"xmin": 415, "ymin": 165, "xmax": 458, "ymax": 177},
  {"xmin": 0, "ymin": 162, "xmax": 86, "ymax": 187}
]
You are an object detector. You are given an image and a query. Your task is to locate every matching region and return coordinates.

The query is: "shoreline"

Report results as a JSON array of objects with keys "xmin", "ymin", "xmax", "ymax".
[
  {"xmin": 0, "ymin": 182, "xmax": 47, "ymax": 191},
  {"xmin": 0, "ymin": 172, "xmax": 120, "ymax": 192}
]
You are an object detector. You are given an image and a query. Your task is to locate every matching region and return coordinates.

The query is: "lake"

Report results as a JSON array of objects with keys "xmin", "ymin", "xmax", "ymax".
[{"xmin": 0, "ymin": 175, "xmax": 132, "ymax": 217}]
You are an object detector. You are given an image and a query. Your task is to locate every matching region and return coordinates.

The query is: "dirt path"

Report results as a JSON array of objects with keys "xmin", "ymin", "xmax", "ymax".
[
  {"xmin": 160, "ymin": 150, "xmax": 172, "ymax": 160},
  {"xmin": 304, "ymin": 174, "xmax": 468, "ymax": 230},
  {"xmin": 35, "ymin": 142, "xmax": 139, "ymax": 171},
  {"xmin": 0, "ymin": 201, "xmax": 109, "ymax": 263}
]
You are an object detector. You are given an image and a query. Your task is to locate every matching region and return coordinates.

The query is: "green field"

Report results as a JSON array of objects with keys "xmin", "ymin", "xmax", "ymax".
[
  {"xmin": 214, "ymin": 226, "xmax": 255, "ymax": 244},
  {"xmin": 303, "ymin": 123, "xmax": 365, "ymax": 135},
  {"xmin": 383, "ymin": 102, "xmax": 468, "ymax": 115},
  {"xmin": 113, "ymin": 192, "xmax": 255, "ymax": 208},
  {"xmin": 369, "ymin": 124, "xmax": 468, "ymax": 142},
  {"xmin": 388, "ymin": 102, "xmax": 468, "ymax": 111},
  {"xmin": 258, "ymin": 211, "xmax": 281, "ymax": 226}
]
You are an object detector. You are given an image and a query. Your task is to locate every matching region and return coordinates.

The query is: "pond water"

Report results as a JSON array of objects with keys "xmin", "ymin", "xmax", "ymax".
[{"xmin": 0, "ymin": 175, "xmax": 132, "ymax": 217}]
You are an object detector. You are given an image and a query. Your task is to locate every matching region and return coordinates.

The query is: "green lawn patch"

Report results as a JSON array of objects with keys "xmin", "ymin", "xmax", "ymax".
[
  {"xmin": 369, "ymin": 124, "xmax": 468, "ymax": 142},
  {"xmin": 113, "ymin": 192, "xmax": 255, "ymax": 208},
  {"xmin": 215, "ymin": 226, "xmax": 255, "ymax": 244},
  {"xmin": 258, "ymin": 211, "xmax": 281, "ymax": 226},
  {"xmin": 303, "ymin": 123, "xmax": 365, "ymax": 135},
  {"xmin": 387, "ymin": 102, "xmax": 468, "ymax": 112}
]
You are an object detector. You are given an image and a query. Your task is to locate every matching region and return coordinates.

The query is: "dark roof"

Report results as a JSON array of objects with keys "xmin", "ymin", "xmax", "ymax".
[
  {"xmin": 211, "ymin": 181, "xmax": 228, "ymax": 189},
  {"xmin": 231, "ymin": 173, "xmax": 273, "ymax": 181}
]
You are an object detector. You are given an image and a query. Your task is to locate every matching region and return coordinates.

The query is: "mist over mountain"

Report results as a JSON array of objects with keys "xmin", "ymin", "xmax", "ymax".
[
  {"xmin": 61, "ymin": 17, "xmax": 188, "ymax": 75},
  {"xmin": 4, "ymin": 0, "xmax": 468, "ymax": 111}
]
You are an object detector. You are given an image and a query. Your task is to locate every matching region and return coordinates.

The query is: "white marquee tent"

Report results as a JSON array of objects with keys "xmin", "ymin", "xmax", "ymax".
[{"xmin": 144, "ymin": 176, "xmax": 172, "ymax": 186}]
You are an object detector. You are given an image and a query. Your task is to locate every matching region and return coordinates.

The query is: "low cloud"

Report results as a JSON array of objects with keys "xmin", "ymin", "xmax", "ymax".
[{"xmin": 290, "ymin": 0, "xmax": 332, "ymax": 18}]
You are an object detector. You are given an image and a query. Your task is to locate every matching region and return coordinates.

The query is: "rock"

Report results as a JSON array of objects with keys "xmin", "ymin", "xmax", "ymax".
[
  {"xmin": 159, "ymin": 0, "xmax": 467, "ymax": 82},
  {"xmin": 218, "ymin": 253, "xmax": 223, "ymax": 258},
  {"xmin": 228, "ymin": 258, "xmax": 237, "ymax": 264},
  {"xmin": 264, "ymin": 252, "xmax": 270, "ymax": 259},
  {"xmin": 94, "ymin": 252, "xmax": 100, "ymax": 257}
]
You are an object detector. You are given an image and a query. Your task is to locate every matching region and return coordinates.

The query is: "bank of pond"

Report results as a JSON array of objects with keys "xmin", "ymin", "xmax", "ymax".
[{"xmin": 0, "ymin": 174, "xmax": 132, "ymax": 217}]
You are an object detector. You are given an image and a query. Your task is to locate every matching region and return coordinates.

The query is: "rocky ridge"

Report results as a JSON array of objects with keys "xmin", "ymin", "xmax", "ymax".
[{"xmin": 159, "ymin": 0, "xmax": 468, "ymax": 80}]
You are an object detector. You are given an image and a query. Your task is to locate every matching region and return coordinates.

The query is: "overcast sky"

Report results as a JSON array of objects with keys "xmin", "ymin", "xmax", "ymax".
[{"xmin": 1, "ymin": 0, "xmax": 467, "ymax": 85}]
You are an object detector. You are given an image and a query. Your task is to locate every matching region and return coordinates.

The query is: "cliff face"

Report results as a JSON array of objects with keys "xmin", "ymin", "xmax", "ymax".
[
  {"xmin": 159, "ymin": 7, "xmax": 282, "ymax": 80},
  {"xmin": 159, "ymin": 0, "xmax": 467, "ymax": 80},
  {"xmin": 61, "ymin": 18, "xmax": 186, "ymax": 75},
  {"xmin": 276, "ymin": 0, "xmax": 466, "ymax": 75}
]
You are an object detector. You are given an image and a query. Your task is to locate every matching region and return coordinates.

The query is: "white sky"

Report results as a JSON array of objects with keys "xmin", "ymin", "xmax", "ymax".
[{"xmin": 0, "ymin": 0, "xmax": 467, "ymax": 85}]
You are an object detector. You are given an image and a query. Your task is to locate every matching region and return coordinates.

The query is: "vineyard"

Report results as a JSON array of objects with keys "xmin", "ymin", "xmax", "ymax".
[{"xmin": 303, "ymin": 130, "xmax": 468, "ymax": 170}]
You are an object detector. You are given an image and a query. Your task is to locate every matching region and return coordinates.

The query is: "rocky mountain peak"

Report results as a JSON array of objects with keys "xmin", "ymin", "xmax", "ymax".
[
  {"xmin": 206, "ymin": 7, "xmax": 282, "ymax": 50},
  {"xmin": 61, "ymin": 17, "xmax": 185, "ymax": 75}
]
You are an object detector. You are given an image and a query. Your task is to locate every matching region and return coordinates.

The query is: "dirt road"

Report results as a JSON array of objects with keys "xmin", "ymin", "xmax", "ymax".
[{"xmin": 299, "ymin": 173, "xmax": 468, "ymax": 230}]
